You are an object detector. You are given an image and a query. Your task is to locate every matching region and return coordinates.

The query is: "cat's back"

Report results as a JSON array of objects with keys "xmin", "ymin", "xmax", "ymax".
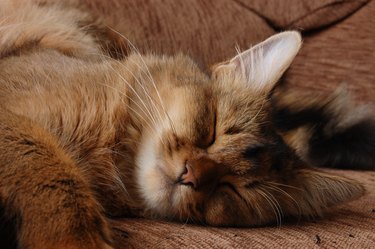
[
  {"xmin": 0, "ymin": 0, "xmax": 125, "ymax": 130},
  {"xmin": 0, "ymin": 49, "xmax": 117, "ymax": 121},
  {"xmin": 0, "ymin": 48, "xmax": 128, "ymax": 161}
]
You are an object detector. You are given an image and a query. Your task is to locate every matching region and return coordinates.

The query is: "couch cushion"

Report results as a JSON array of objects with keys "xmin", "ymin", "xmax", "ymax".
[
  {"xmin": 235, "ymin": 0, "xmax": 369, "ymax": 31},
  {"xmin": 84, "ymin": 0, "xmax": 275, "ymax": 67},
  {"xmin": 285, "ymin": 0, "xmax": 375, "ymax": 104}
]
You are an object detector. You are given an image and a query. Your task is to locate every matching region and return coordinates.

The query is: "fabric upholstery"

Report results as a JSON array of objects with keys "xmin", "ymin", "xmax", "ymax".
[
  {"xmin": 85, "ymin": 0, "xmax": 274, "ymax": 67},
  {"xmin": 285, "ymin": 0, "xmax": 375, "ymax": 104},
  {"xmin": 236, "ymin": 0, "xmax": 369, "ymax": 30}
]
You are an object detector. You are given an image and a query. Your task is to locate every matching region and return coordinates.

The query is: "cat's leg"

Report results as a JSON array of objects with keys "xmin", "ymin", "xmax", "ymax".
[{"xmin": 0, "ymin": 109, "xmax": 113, "ymax": 249}]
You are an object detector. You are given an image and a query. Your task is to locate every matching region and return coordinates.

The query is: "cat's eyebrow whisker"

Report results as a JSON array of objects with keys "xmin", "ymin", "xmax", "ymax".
[{"xmin": 105, "ymin": 26, "xmax": 177, "ymax": 135}]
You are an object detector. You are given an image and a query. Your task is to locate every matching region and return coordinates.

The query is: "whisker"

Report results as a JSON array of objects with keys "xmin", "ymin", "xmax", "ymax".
[
  {"xmin": 267, "ymin": 181, "xmax": 303, "ymax": 191},
  {"xmin": 85, "ymin": 52, "xmax": 158, "ymax": 127},
  {"xmin": 257, "ymin": 188, "xmax": 281, "ymax": 227},
  {"xmin": 264, "ymin": 183, "xmax": 302, "ymax": 222},
  {"xmin": 90, "ymin": 51, "xmax": 165, "ymax": 128},
  {"xmin": 128, "ymin": 51, "xmax": 177, "ymax": 135},
  {"xmin": 260, "ymin": 186, "xmax": 284, "ymax": 227},
  {"xmin": 104, "ymin": 62, "xmax": 160, "ymax": 130},
  {"xmin": 120, "ymin": 59, "xmax": 165, "ymax": 125},
  {"xmin": 87, "ymin": 52, "xmax": 167, "ymax": 144},
  {"xmin": 96, "ymin": 81, "xmax": 162, "ymax": 140},
  {"xmin": 105, "ymin": 26, "xmax": 177, "ymax": 135}
]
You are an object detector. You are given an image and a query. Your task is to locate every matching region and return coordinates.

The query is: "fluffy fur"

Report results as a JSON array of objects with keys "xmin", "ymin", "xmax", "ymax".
[
  {"xmin": 271, "ymin": 87, "xmax": 375, "ymax": 170},
  {"xmin": 0, "ymin": 1, "xmax": 372, "ymax": 248}
]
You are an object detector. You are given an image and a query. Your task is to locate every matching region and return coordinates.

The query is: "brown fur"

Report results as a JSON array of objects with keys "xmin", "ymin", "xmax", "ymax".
[{"xmin": 0, "ymin": 1, "xmax": 369, "ymax": 248}]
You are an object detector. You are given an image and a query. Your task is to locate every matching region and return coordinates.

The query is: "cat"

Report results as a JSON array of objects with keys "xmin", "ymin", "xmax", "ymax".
[{"xmin": 0, "ymin": 1, "xmax": 374, "ymax": 249}]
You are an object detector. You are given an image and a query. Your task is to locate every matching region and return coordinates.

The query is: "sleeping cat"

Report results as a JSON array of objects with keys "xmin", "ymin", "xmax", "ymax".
[{"xmin": 0, "ymin": 1, "xmax": 374, "ymax": 249}]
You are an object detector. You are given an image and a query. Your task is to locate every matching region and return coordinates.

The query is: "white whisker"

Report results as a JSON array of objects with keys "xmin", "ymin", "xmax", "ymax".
[
  {"xmin": 105, "ymin": 62, "xmax": 160, "ymax": 130},
  {"xmin": 264, "ymin": 183, "xmax": 302, "ymax": 222},
  {"xmin": 105, "ymin": 26, "xmax": 177, "ymax": 135},
  {"xmin": 257, "ymin": 188, "xmax": 282, "ymax": 227},
  {"xmin": 260, "ymin": 186, "xmax": 284, "ymax": 227},
  {"xmin": 88, "ymin": 52, "xmax": 165, "ymax": 128}
]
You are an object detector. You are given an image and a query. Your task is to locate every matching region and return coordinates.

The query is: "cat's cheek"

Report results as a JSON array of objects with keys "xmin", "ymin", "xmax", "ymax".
[
  {"xmin": 204, "ymin": 191, "xmax": 256, "ymax": 227},
  {"xmin": 204, "ymin": 193, "xmax": 236, "ymax": 226},
  {"xmin": 135, "ymin": 135, "xmax": 168, "ymax": 214}
]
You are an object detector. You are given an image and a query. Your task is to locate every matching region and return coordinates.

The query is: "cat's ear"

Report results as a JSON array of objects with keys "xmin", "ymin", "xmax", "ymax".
[
  {"xmin": 289, "ymin": 168, "xmax": 364, "ymax": 216},
  {"xmin": 213, "ymin": 31, "xmax": 302, "ymax": 93}
]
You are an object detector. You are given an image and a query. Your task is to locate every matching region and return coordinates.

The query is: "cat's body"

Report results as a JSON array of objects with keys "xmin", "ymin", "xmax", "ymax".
[
  {"xmin": 1, "ymin": 49, "xmax": 130, "ymax": 211},
  {"xmin": 0, "ymin": 1, "xmax": 374, "ymax": 249}
]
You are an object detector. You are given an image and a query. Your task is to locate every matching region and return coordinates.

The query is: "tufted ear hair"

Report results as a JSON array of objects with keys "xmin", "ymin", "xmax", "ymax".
[{"xmin": 213, "ymin": 31, "xmax": 302, "ymax": 93}]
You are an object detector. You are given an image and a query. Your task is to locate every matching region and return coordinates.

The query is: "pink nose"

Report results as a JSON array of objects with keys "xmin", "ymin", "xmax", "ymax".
[
  {"xmin": 180, "ymin": 163, "xmax": 197, "ymax": 188},
  {"xmin": 178, "ymin": 157, "xmax": 221, "ymax": 190}
]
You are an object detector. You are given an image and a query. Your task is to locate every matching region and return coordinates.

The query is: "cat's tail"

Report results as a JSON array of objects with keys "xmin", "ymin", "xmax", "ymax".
[{"xmin": 271, "ymin": 86, "xmax": 375, "ymax": 170}]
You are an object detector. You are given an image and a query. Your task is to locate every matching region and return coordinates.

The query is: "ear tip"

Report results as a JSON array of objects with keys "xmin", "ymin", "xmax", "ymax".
[{"xmin": 279, "ymin": 31, "xmax": 302, "ymax": 45}]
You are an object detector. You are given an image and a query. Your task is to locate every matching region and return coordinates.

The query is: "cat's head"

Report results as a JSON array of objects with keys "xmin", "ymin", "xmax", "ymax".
[{"xmin": 130, "ymin": 31, "xmax": 365, "ymax": 226}]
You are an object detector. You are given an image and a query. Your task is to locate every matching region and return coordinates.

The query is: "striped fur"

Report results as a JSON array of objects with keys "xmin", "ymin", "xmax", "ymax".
[{"xmin": 271, "ymin": 87, "xmax": 375, "ymax": 170}]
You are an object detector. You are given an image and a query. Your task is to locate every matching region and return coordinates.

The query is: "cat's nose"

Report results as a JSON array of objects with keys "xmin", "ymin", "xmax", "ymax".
[
  {"xmin": 179, "ymin": 163, "xmax": 197, "ymax": 188},
  {"xmin": 178, "ymin": 157, "xmax": 220, "ymax": 190}
]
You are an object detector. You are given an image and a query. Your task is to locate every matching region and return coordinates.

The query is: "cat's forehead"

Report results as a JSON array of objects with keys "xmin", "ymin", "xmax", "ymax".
[{"xmin": 142, "ymin": 53, "xmax": 269, "ymax": 126}]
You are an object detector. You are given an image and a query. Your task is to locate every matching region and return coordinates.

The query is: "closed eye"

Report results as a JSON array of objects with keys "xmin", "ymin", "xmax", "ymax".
[
  {"xmin": 224, "ymin": 125, "xmax": 243, "ymax": 135},
  {"xmin": 218, "ymin": 182, "xmax": 244, "ymax": 201},
  {"xmin": 243, "ymin": 145, "xmax": 266, "ymax": 160},
  {"xmin": 207, "ymin": 112, "xmax": 217, "ymax": 146}
]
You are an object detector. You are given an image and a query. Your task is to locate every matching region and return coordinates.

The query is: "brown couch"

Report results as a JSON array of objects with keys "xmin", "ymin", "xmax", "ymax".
[{"xmin": 83, "ymin": 0, "xmax": 374, "ymax": 248}]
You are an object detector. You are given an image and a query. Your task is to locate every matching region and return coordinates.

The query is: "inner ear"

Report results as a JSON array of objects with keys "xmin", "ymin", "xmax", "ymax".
[{"xmin": 213, "ymin": 31, "xmax": 302, "ymax": 94}]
